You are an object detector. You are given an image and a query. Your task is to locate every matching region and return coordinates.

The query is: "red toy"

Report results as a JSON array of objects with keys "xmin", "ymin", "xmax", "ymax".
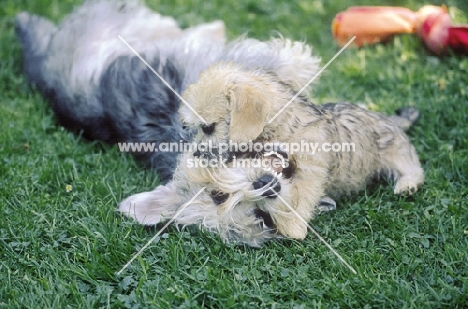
[{"xmin": 332, "ymin": 5, "xmax": 468, "ymax": 54}]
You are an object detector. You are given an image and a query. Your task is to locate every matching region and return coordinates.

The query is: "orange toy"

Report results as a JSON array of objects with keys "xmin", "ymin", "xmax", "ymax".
[{"xmin": 332, "ymin": 5, "xmax": 468, "ymax": 54}]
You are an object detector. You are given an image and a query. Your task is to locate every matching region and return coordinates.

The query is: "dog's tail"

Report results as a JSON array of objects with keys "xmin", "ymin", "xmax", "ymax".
[
  {"xmin": 15, "ymin": 12, "xmax": 57, "ymax": 92},
  {"xmin": 391, "ymin": 107, "xmax": 420, "ymax": 131}
]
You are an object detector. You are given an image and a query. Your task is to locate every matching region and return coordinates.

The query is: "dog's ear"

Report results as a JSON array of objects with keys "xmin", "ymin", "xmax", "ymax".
[{"xmin": 228, "ymin": 84, "xmax": 268, "ymax": 143}]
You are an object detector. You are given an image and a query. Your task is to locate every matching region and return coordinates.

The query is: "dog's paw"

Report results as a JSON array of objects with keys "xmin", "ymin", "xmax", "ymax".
[
  {"xmin": 118, "ymin": 191, "xmax": 165, "ymax": 225},
  {"xmin": 274, "ymin": 218, "xmax": 308, "ymax": 239},
  {"xmin": 395, "ymin": 107, "xmax": 420, "ymax": 124},
  {"xmin": 317, "ymin": 196, "xmax": 337, "ymax": 212},
  {"xmin": 394, "ymin": 176, "xmax": 423, "ymax": 196},
  {"xmin": 119, "ymin": 181, "xmax": 186, "ymax": 225},
  {"xmin": 183, "ymin": 20, "xmax": 226, "ymax": 43},
  {"xmin": 119, "ymin": 183, "xmax": 181, "ymax": 225}
]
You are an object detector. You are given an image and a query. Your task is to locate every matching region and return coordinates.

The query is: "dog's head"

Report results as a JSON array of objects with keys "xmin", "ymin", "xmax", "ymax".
[
  {"xmin": 180, "ymin": 63, "xmax": 287, "ymax": 160},
  {"xmin": 119, "ymin": 152, "xmax": 297, "ymax": 246},
  {"xmin": 202, "ymin": 149, "xmax": 316, "ymax": 241}
]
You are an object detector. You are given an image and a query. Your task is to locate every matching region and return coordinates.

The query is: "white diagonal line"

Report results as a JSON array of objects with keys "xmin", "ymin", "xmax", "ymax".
[
  {"xmin": 273, "ymin": 190, "xmax": 357, "ymax": 275},
  {"xmin": 118, "ymin": 35, "xmax": 207, "ymax": 124},
  {"xmin": 267, "ymin": 36, "xmax": 356, "ymax": 123},
  {"xmin": 117, "ymin": 187, "xmax": 206, "ymax": 276}
]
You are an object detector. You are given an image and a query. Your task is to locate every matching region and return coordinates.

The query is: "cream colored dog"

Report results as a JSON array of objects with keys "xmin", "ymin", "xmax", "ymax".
[
  {"xmin": 119, "ymin": 151, "xmax": 292, "ymax": 247},
  {"xmin": 180, "ymin": 63, "xmax": 425, "ymax": 239},
  {"xmin": 119, "ymin": 102, "xmax": 422, "ymax": 246},
  {"xmin": 120, "ymin": 38, "xmax": 423, "ymax": 246}
]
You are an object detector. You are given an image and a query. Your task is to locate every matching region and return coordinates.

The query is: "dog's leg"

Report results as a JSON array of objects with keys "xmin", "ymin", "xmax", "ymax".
[
  {"xmin": 379, "ymin": 132, "xmax": 424, "ymax": 196},
  {"xmin": 181, "ymin": 20, "xmax": 226, "ymax": 43},
  {"xmin": 119, "ymin": 181, "xmax": 220, "ymax": 230},
  {"xmin": 15, "ymin": 12, "xmax": 57, "ymax": 92},
  {"xmin": 118, "ymin": 183, "xmax": 182, "ymax": 225},
  {"xmin": 269, "ymin": 161, "xmax": 328, "ymax": 239},
  {"xmin": 317, "ymin": 196, "xmax": 337, "ymax": 212},
  {"xmin": 389, "ymin": 107, "xmax": 420, "ymax": 132},
  {"xmin": 15, "ymin": 12, "xmax": 56, "ymax": 57},
  {"xmin": 392, "ymin": 147, "xmax": 424, "ymax": 196}
]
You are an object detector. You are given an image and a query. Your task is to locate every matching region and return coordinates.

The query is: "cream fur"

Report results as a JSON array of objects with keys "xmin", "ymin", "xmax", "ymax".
[
  {"xmin": 117, "ymin": 31, "xmax": 422, "ymax": 245},
  {"xmin": 119, "ymin": 152, "xmax": 286, "ymax": 247},
  {"xmin": 181, "ymin": 63, "xmax": 424, "ymax": 239}
]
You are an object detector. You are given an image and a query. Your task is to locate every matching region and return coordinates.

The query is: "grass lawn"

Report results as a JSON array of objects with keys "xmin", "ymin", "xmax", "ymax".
[{"xmin": 1, "ymin": 0, "xmax": 467, "ymax": 307}]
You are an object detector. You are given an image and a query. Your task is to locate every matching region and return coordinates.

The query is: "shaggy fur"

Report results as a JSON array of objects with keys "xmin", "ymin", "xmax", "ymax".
[
  {"xmin": 180, "ymin": 63, "xmax": 425, "ymax": 239},
  {"xmin": 119, "ymin": 152, "xmax": 288, "ymax": 247},
  {"xmin": 15, "ymin": 0, "xmax": 225, "ymax": 181},
  {"xmin": 120, "ymin": 105, "xmax": 422, "ymax": 246},
  {"xmin": 16, "ymin": 0, "xmax": 323, "ymax": 246},
  {"xmin": 15, "ymin": 0, "xmax": 321, "ymax": 182},
  {"xmin": 17, "ymin": 0, "xmax": 424, "ymax": 246}
]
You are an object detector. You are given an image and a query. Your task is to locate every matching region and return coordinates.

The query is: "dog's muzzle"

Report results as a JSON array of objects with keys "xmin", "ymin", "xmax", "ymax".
[{"xmin": 253, "ymin": 174, "xmax": 281, "ymax": 198}]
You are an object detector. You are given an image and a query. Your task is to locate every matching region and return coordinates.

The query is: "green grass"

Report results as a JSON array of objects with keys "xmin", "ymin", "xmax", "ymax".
[{"xmin": 1, "ymin": 0, "xmax": 468, "ymax": 307}]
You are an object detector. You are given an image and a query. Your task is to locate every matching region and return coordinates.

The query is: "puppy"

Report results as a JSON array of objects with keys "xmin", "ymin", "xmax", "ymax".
[
  {"xmin": 180, "ymin": 63, "xmax": 425, "ymax": 239},
  {"xmin": 119, "ymin": 152, "xmax": 287, "ymax": 247},
  {"xmin": 119, "ymin": 106, "xmax": 421, "ymax": 246},
  {"xmin": 15, "ymin": 0, "xmax": 226, "ymax": 181},
  {"xmin": 16, "ymin": 0, "xmax": 321, "ymax": 182}
]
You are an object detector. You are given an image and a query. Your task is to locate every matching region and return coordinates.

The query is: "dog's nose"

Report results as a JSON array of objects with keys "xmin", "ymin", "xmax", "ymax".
[
  {"xmin": 253, "ymin": 175, "xmax": 281, "ymax": 198},
  {"xmin": 201, "ymin": 123, "xmax": 215, "ymax": 135},
  {"xmin": 193, "ymin": 149, "xmax": 201, "ymax": 157}
]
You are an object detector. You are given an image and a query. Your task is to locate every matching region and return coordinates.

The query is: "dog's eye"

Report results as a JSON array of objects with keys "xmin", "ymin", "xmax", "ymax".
[
  {"xmin": 210, "ymin": 190, "xmax": 229, "ymax": 205},
  {"xmin": 201, "ymin": 123, "xmax": 215, "ymax": 135}
]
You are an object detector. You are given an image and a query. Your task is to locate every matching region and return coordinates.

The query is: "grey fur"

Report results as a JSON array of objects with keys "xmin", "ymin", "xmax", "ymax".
[
  {"xmin": 15, "ymin": 0, "xmax": 226, "ymax": 181},
  {"xmin": 15, "ymin": 0, "xmax": 320, "ymax": 181}
]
